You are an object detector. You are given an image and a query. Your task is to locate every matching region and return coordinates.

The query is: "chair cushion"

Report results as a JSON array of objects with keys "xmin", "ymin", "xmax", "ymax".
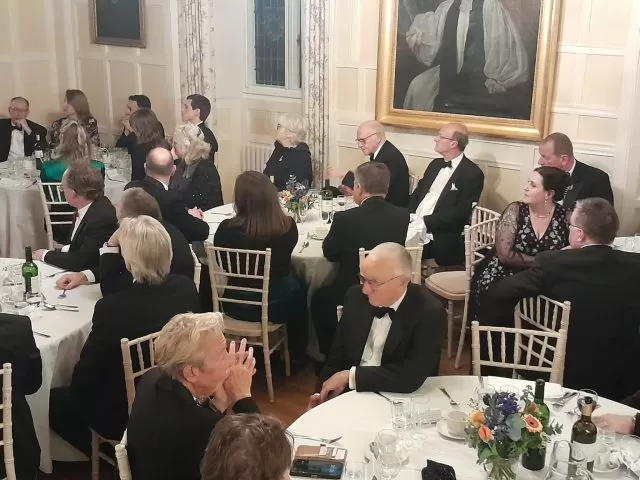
[
  {"xmin": 223, "ymin": 314, "xmax": 283, "ymax": 337},
  {"xmin": 426, "ymin": 271, "xmax": 466, "ymax": 299}
]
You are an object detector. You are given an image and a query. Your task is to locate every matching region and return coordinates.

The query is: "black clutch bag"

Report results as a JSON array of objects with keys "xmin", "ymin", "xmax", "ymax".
[{"xmin": 421, "ymin": 459, "xmax": 456, "ymax": 480}]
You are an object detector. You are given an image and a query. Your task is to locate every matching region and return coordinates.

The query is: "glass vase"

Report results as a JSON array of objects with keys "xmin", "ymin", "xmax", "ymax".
[
  {"xmin": 288, "ymin": 202, "xmax": 301, "ymax": 223},
  {"xmin": 485, "ymin": 456, "xmax": 519, "ymax": 480}
]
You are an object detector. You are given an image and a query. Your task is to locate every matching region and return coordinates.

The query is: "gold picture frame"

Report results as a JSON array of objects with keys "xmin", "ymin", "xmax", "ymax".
[
  {"xmin": 90, "ymin": 0, "xmax": 146, "ymax": 48},
  {"xmin": 376, "ymin": 0, "xmax": 562, "ymax": 141}
]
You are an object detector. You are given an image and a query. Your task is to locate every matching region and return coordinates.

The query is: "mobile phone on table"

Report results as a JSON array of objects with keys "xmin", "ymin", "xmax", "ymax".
[{"xmin": 290, "ymin": 444, "xmax": 346, "ymax": 479}]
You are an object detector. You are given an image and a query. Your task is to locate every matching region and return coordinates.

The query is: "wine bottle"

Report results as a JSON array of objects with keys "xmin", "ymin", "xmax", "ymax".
[
  {"xmin": 321, "ymin": 179, "xmax": 333, "ymax": 223},
  {"xmin": 22, "ymin": 246, "xmax": 40, "ymax": 302},
  {"xmin": 34, "ymin": 134, "xmax": 44, "ymax": 170},
  {"xmin": 522, "ymin": 379, "xmax": 550, "ymax": 470},
  {"xmin": 571, "ymin": 396, "xmax": 598, "ymax": 472}
]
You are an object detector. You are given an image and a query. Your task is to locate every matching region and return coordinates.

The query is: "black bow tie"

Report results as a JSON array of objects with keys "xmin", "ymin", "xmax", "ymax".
[
  {"xmin": 11, "ymin": 124, "xmax": 22, "ymax": 132},
  {"xmin": 441, "ymin": 160, "xmax": 453, "ymax": 170},
  {"xmin": 373, "ymin": 306, "xmax": 395, "ymax": 320}
]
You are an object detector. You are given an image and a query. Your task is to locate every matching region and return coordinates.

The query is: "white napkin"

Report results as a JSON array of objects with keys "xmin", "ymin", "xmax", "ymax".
[{"xmin": 0, "ymin": 177, "xmax": 20, "ymax": 187}]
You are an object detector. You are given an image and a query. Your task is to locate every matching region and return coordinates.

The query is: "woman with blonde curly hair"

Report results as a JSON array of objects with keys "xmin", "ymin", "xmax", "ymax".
[{"xmin": 170, "ymin": 123, "xmax": 223, "ymax": 210}]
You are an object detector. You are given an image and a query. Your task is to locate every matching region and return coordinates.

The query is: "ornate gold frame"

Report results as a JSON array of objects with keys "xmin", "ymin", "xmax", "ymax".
[
  {"xmin": 90, "ymin": 0, "xmax": 146, "ymax": 48},
  {"xmin": 375, "ymin": 0, "xmax": 562, "ymax": 141}
]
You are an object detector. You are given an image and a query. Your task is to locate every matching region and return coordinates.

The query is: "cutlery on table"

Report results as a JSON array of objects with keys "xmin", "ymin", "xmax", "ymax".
[
  {"xmin": 439, "ymin": 387, "xmax": 459, "ymax": 407},
  {"xmin": 58, "ymin": 289, "xmax": 67, "ymax": 299},
  {"xmin": 551, "ymin": 391, "xmax": 577, "ymax": 408},
  {"xmin": 298, "ymin": 233, "xmax": 311, "ymax": 253},
  {"xmin": 42, "ymin": 301, "xmax": 79, "ymax": 312},
  {"xmin": 45, "ymin": 270, "xmax": 68, "ymax": 278},
  {"xmin": 374, "ymin": 391, "xmax": 394, "ymax": 404},
  {"xmin": 291, "ymin": 434, "xmax": 342, "ymax": 444},
  {"xmin": 33, "ymin": 331, "xmax": 51, "ymax": 338}
]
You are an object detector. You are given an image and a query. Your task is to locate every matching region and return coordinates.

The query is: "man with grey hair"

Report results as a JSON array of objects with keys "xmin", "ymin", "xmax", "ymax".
[
  {"xmin": 489, "ymin": 198, "xmax": 640, "ymax": 402},
  {"xmin": 0, "ymin": 96, "xmax": 48, "ymax": 162},
  {"xmin": 309, "ymin": 242, "xmax": 445, "ymax": 407},
  {"xmin": 311, "ymin": 162, "xmax": 410, "ymax": 358}
]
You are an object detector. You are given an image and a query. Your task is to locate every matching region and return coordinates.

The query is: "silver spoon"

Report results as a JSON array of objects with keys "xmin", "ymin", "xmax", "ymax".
[{"xmin": 58, "ymin": 289, "xmax": 67, "ymax": 299}]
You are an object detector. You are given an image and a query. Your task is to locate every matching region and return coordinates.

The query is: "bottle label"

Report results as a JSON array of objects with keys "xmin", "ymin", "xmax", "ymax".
[
  {"xmin": 571, "ymin": 440, "xmax": 598, "ymax": 463},
  {"xmin": 31, "ymin": 274, "xmax": 40, "ymax": 294},
  {"xmin": 35, "ymin": 150, "xmax": 44, "ymax": 158},
  {"xmin": 321, "ymin": 199, "xmax": 333, "ymax": 212}
]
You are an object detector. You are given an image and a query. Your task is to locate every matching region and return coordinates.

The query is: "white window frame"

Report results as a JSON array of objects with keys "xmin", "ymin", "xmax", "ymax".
[{"xmin": 246, "ymin": 0, "xmax": 302, "ymax": 98}]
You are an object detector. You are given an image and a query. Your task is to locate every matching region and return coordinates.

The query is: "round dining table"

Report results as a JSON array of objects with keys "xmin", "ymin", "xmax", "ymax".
[
  {"xmin": 1, "ymin": 258, "xmax": 99, "ymax": 473},
  {"xmin": 289, "ymin": 375, "xmax": 638, "ymax": 479}
]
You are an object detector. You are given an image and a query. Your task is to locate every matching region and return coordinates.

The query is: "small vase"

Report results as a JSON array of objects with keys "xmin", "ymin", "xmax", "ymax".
[
  {"xmin": 485, "ymin": 457, "xmax": 518, "ymax": 480},
  {"xmin": 289, "ymin": 203, "xmax": 302, "ymax": 223}
]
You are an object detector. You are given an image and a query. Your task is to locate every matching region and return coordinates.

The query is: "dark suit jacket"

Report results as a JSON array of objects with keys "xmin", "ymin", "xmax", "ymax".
[
  {"xmin": 0, "ymin": 118, "xmax": 48, "ymax": 162},
  {"xmin": 127, "ymin": 368, "xmax": 259, "ymax": 480},
  {"xmin": 125, "ymin": 176, "xmax": 209, "ymax": 242},
  {"xmin": 563, "ymin": 160, "xmax": 614, "ymax": 209},
  {"xmin": 408, "ymin": 155, "xmax": 484, "ymax": 265},
  {"xmin": 198, "ymin": 122, "xmax": 219, "ymax": 164},
  {"xmin": 321, "ymin": 283, "xmax": 446, "ymax": 393},
  {"xmin": 99, "ymin": 220, "xmax": 195, "ymax": 296},
  {"xmin": 489, "ymin": 246, "xmax": 640, "ymax": 401},
  {"xmin": 0, "ymin": 314, "xmax": 42, "ymax": 480},
  {"xmin": 44, "ymin": 195, "xmax": 118, "ymax": 273},
  {"xmin": 323, "ymin": 196, "xmax": 409, "ymax": 289},
  {"xmin": 69, "ymin": 275, "xmax": 201, "ymax": 439}
]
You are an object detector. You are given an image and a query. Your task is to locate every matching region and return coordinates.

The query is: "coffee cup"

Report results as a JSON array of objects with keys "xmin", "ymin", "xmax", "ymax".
[
  {"xmin": 446, "ymin": 411, "xmax": 467, "ymax": 437},
  {"xmin": 314, "ymin": 225, "xmax": 329, "ymax": 239}
]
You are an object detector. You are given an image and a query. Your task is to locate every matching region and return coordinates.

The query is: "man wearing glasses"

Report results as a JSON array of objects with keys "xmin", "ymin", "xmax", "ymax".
[
  {"xmin": 0, "ymin": 97, "xmax": 48, "ymax": 163},
  {"xmin": 327, "ymin": 120, "xmax": 410, "ymax": 207},
  {"xmin": 309, "ymin": 243, "xmax": 445, "ymax": 408}
]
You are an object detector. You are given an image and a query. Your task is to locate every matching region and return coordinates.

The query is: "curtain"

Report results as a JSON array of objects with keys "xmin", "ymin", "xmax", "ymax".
[
  {"xmin": 178, "ymin": 0, "xmax": 216, "ymax": 128},
  {"xmin": 302, "ymin": 0, "xmax": 329, "ymax": 187}
]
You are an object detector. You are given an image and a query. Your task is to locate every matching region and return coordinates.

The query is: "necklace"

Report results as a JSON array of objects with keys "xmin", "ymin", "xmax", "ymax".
[{"xmin": 530, "ymin": 206, "xmax": 552, "ymax": 218}]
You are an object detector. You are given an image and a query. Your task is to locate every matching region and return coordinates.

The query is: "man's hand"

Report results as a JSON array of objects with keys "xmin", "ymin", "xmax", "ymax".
[
  {"xmin": 326, "ymin": 167, "xmax": 346, "ymax": 179},
  {"xmin": 593, "ymin": 414, "xmax": 634, "ymax": 434},
  {"xmin": 188, "ymin": 208, "xmax": 204, "ymax": 220},
  {"xmin": 307, "ymin": 393, "xmax": 321, "ymax": 411},
  {"xmin": 107, "ymin": 229, "xmax": 120, "ymax": 248},
  {"xmin": 319, "ymin": 370, "xmax": 349, "ymax": 403},
  {"xmin": 56, "ymin": 272, "xmax": 89, "ymax": 290},
  {"xmin": 17, "ymin": 118, "xmax": 31, "ymax": 135},
  {"xmin": 33, "ymin": 249, "xmax": 48, "ymax": 262}
]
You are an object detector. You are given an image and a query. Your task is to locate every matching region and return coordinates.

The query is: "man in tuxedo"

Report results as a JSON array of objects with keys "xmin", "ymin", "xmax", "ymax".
[
  {"xmin": 0, "ymin": 314, "xmax": 42, "ymax": 480},
  {"xmin": 33, "ymin": 165, "xmax": 118, "ymax": 279},
  {"xmin": 53, "ymin": 187, "xmax": 195, "ymax": 294},
  {"xmin": 0, "ymin": 96, "xmax": 48, "ymax": 163},
  {"xmin": 330, "ymin": 120, "xmax": 409, "ymax": 207},
  {"xmin": 309, "ymin": 243, "xmax": 446, "ymax": 407},
  {"xmin": 408, "ymin": 122, "xmax": 484, "ymax": 266},
  {"xmin": 125, "ymin": 147, "xmax": 209, "ymax": 242},
  {"xmin": 488, "ymin": 198, "xmax": 640, "ymax": 401},
  {"xmin": 311, "ymin": 162, "xmax": 410, "ymax": 357},
  {"xmin": 538, "ymin": 132, "xmax": 614, "ymax": 209},
  {"xmin": 182, "ymin": 94, "xmax": 218, "ymax": 164},
  {"xmin": 115, "ymin": 94, "xmax": 165, "ymax": 154}
]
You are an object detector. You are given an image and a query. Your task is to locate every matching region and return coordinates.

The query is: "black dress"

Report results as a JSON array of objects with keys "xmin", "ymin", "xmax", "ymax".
[
  {"xmin": 263, "ymin": 141, "xmax": 313, "ymax": 190},
  {"xmin": 170, "ymin": 157, "xmax": 223, "ymax": 210}
]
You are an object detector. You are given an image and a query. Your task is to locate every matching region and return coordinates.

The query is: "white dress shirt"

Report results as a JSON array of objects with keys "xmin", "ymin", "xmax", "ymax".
[
  {"xmin": 409, "ymin": 153, "xmax": 464, "ymax": 243},
  {"xmin": 557, "ymin": 159, "xmax": 576, "ymax": 206},
  {"xmin": 348, "ymin": 290, "xmax": 407, "ymax": 390},
  {"xmin": 8, "ymin": 127, "xmax": 25, "ymax": 160},
  {"xmin": 58, "ymin": 202, "xmax": 96, "ymax": 283},
  {"xmin": 372, "ymin": 141, "xmax": 385, "ymax": 160}
]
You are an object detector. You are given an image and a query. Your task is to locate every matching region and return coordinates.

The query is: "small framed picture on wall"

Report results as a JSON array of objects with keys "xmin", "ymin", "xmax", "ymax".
[{"xmin": 90, "ymin": 0, "xmax": 146, "ymax": 48}]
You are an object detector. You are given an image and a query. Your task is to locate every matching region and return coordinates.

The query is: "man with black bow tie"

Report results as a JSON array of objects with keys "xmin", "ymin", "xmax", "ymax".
[
  {"xmin": 408, "ymin": 122, "xmax": 484, "ymax": 266},
  {"xmin": 0, "ymin": 97, "xmax": 48, "ymax": 163},
  {"xmin": 309, "ymin": 243, "xmax": 445, "ymax": 407}
]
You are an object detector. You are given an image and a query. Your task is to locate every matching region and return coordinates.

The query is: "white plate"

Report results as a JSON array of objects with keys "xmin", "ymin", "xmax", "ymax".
[
  {"xmin": 436, "ymin": 419, "xmax": 466, "ymax": 441},
  {"xmin": 310, "ymin": 233, "xmax": 326, "ymax": 241},
  {"xmin": 593, "ymin": 458, "xmax": 621, "ymax": 474}
]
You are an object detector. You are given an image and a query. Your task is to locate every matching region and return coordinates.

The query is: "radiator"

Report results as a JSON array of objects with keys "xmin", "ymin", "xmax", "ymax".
[{"xmin": 241, "ymin": 142, "xmax": 273, "ymax": 172}]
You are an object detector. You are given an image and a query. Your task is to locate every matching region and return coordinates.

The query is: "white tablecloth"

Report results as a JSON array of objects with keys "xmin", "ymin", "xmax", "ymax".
[
  {"xmin": 289, "ymin": 375, "xmax": 638, "ymax": 479},
  {"xmin": 1, "ymin": 259, "xmax": 100, "ymax": 473},
  {"xmin": 613, "ymin": 236, "xmax": 640, "ymax": 253},
  {"xmin": 0, "ymin": 176, "xmax": 125, "ymax": 258}
]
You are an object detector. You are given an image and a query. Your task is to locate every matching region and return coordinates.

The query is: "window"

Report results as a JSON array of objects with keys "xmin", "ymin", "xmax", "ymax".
[{"xmin": 251, "ymin": 0, "xmax": 301, "ymax": 90}]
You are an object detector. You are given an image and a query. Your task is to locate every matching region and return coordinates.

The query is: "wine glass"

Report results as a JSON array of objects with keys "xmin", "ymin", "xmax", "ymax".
[
  {"xmin": 577, "ymin": 389, "xmax": 598, "ymax": 414},
  {"xmin": 475, "ymin": 384, "xmax": 496, "ymax": 407},
  {"xmin": 336, "ymin": 195, "xmax": 346, "ymax": 211},
  {"xmin": 298, "ymin": 197, "xmax": 309, "ymax": 224},
  {"xmin": 619, "ymin": 435, "xmax": 640, "ymax": 478}
]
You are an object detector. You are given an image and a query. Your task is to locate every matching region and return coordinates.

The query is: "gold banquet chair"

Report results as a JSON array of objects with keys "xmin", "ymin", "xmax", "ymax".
[
  {"xmin": 425, "ymin": 210, "xmax": 499, "ymax": 366},
  {"xmin": 2, "ymin": 363, "xmax": 16, "ymax": 480},
  {"xmin": 470, "ymin": 321, "xmax": 567, "ymax": 385},
  {"xmin": 205, "ymin": 245, "xmax": 290, "ymax": 403},
  {"xmin": 358, "ymin": 246, "xmax": 423, "ymax": 285}
]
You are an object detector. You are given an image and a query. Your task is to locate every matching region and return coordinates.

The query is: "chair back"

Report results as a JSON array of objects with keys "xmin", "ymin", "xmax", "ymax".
[
  {"xmin": 470, "ymin": 202, "xmax": 501, "ymax": 226},
  {"xmin": 38, "ymin": 181, "xmax": 74, "ymax": 250},
  {"xmin": 120, "ymin": 332, "xmax": 161, "ymax": 413},
  {"xmin": 190, "ymin": 245, "xmax": 201, "ymax": 292},
  {"xmin": 514, "ymin": 295, "xmax": 571, "ymax": 333},
  {"xmin": 470, "ymin": 321, "xmax": 567, "ymax": 384},
  {"xmin": 409, "ymin": 172, "xmax": 421, "ymax": 194},
  {"xmin": 1, "ymin": 363, "xmax": 15, "ymax": 480},
  {"xmin": 115, "ymin": 430, "xmax": 132, "ymax": 480},
  {"xmin": 358, "ymin": 246, "xmax": 423, "ymax": 285}
]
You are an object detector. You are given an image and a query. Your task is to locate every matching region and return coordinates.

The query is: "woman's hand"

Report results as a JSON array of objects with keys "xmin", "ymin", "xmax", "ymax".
[{"xmin": 223, "ymin": 342, "xmax": 256, "ymax": 405}]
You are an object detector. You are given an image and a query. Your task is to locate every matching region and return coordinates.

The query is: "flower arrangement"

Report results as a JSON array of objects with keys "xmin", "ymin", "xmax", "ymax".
[
  {"xmin": 280, "ymin": 177, "xmax": 314, "ymax": 222},
  {"xmin": 466, "ymin": 387, "xmax": 562, "ymax": 480}
]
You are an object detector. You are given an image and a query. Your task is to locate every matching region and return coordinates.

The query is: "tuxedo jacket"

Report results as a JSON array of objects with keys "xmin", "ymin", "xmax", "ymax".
[
  {"xmin": 0, "ymin": 118, "xmax": 48, "ymax": 162},
  {"xmin": 44, "ymin": 195, "xmax": 118, "ymax": 273},
  {"xmin": 489, "ymin": 246, "xmax": 640, "ymax": 401},
  {"xmin": 99, "ymin": 220, "xmax": 195, "ymax": 296},
  {"xmin": 127, "ymin": 368, "xmax": 259, "ymax": 480},
  {"xmin": 563, "ymin": 160, "xmax": 614, "ymax": 209},
  {"xmin": 408, "ymin": 155, "xmax": 484, "ymax": 265},
  {"xmin": 70, "ymin": 275, "xmax": 201, "ymax": 439},
  {"xmin": 126, "ymin": 176, "xmax": 209, "ymax": 242},
  {"xmin": 321, "ymin": 283, "xmax": 446, "ymax": 393},
  {"xmin": 323, "ymin": 196, "xmax": 409, "ymax": 289},
  {"xmin": 198, "ymin": 122, "xmax": 219, "ymax": 164},
  {"xmin": 0, "ymin": 314, "xmax": 42, "ymax": 479}
]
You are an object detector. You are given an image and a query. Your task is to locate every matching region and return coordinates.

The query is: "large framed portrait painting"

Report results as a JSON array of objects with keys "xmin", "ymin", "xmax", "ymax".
[{"xmin": 376, "ymin": 0, "xmax": 562, "ymax": 141}]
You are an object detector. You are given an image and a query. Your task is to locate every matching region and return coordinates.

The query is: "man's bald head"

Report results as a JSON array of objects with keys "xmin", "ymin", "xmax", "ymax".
[
  {"xmin": 435, "ymin": 122, "xmax": 469, "ymax": 157},
  {"xmin": 356, "ymin": 120, "xmax": 386, "ymax": 156},
  {"xmin": 366, "ymin": 242, "xmax": 412, "ymax": 277},
  {"xmin": 145, "ymin": 147, "xmax": 175, "ymax": 177},
  {"xmin": 360, "ymin": 242, "xmax": 412, "ymax": 307}
]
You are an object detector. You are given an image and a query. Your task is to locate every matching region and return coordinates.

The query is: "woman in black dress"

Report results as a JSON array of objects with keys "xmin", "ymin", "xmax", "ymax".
[{"xmin": 129, "ymin": 108, "xmax": 168, "ymax": 181}]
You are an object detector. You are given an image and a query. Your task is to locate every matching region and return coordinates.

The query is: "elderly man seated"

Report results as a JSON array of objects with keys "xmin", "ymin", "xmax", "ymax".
[
  {"xmin": 127, "ymin": 313, "xmax": 258, "ymax": 480},
  {"xmin": 310, "ymin": 242, "xmax": 445, "ymax": 408}
]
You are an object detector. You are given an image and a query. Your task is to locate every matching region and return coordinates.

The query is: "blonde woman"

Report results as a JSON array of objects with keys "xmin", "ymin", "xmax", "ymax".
[
  {"xmin": 50, "ymin": 89, "xmax": 100, "ymax": 148},
  {"xmin": 263, "ymin": 113, "xmax": 313, "ymax": 190},
  {"xmin": 170, "ymin": 123, "xmax": 223, "ymax": 210}
]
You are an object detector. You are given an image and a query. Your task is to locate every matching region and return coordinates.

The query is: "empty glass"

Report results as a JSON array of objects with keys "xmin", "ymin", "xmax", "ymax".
[
  {"xmin": 619, "ymin": 435, "xmax": 640, "ymax": 478},
  {"xmin": 298, "ymin": 198, "xmax": 309, "ymax": 223},
  {"xmin": 374, "ymin": 430, "xmax": 403, "ymax": 480},
  {"xmin": 546, "ymin": 441, "xmax": 593, "ymax": 480},
  {"xmin": 344, "ymin": 461, "xmax": 365, "ymax": 479}
]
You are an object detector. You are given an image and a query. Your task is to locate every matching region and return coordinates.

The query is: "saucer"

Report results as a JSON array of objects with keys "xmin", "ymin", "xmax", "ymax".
[
  {"xmin": 310, "ymin": 233, "xmax": 326, "ymax": 241},
  {"xmin": 436, "ymin": 419, "xmax": 466, "ymax": 441},
  {"xmin": 593, "ymin": 457, "xmax": 621, "ymax": 474}
]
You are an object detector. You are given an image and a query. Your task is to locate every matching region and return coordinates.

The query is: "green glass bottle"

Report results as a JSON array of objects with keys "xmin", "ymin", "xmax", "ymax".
[
  {"xmin": 571, "ymin": 396, "xmax": 598, "ymax": 472},
  {"xmin": 321, "ymin": 179, "xmax": 333, "ymax": 223},
  {"xmin": 22, "ymin": 246, "xmax": 40, "ymax": 302},
  {"xmin": 522, "ymin": 379, "xmax": 549, "ymax": 471}
]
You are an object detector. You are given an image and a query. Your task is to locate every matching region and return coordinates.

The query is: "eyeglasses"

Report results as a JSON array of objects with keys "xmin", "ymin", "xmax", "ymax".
[
  {"xmin": 355, "ymin": 132, "xmax": 378, "ymax": 145},
  {"xmin": 569, "ymin": 223, "xmax": 583, "ymax": 231},
  {"xmin": 358, "ymin": 273, "xmax": 401, "ymax": 289},
  {"xmin": 436, "ymin": 134, "xmax": 455, "ymax": 141},
  {"xmin": 9, "ymin": 107, "xmax": 28, "ymax": 113}
]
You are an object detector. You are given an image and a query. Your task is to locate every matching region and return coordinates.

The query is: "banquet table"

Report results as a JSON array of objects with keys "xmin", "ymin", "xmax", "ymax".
[
  {"xmin": 1, "ymin": 258, "xmax": 100, "ymax": 473},
  {"xmin": 289, "ymin": 375, "xmax": 639, "ymax": 479},
  {"xmin": 0, "ymin": 168, "xmax": 126, "ymax": 258},
  {"xmin": 613, "ymin": 236, "xmax": 640, "ymax": 253}
]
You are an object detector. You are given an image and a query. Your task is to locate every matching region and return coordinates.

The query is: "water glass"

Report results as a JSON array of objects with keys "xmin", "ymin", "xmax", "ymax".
[
  {"xmin": 298, "ymin": 198, "xmax": 309, "ymax": 223},
  {"xmin": 411, "ymin": 397, "xmax": 432, "ymax": 428},
  {"xmin": 619, "ymin": 435, "xmax": 640, "ymax": 478},
  {"xmin": 336, "ymin": 195, "xmax": 346, "ymax": 211},
  {"xmin": 374, "ymin": 430, "xmax": 402, "ymax": 480},
  {"xmin": 344, "ymin": 461, "xmax": 365, "ymax": 479},
  {"xmin": 475, "ymin": 384, "xmax": 496, "ymax": 407}
]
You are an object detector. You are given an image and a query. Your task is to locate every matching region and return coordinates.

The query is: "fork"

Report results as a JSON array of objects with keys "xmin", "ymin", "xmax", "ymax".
[
  {"xmin": 292, "ymin": 434, "xmax": 342, "ymax": 444},
  {"xmin": 58, "ymin": 289, "xmax": 67, "ymax": 299},
  {"xmin": 439, "ymin": 387, "xmax": 459, "ymax": 406},
  {"xmin": 551, "ymin": 391, "xmax": 577, "ymax": 408}
]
